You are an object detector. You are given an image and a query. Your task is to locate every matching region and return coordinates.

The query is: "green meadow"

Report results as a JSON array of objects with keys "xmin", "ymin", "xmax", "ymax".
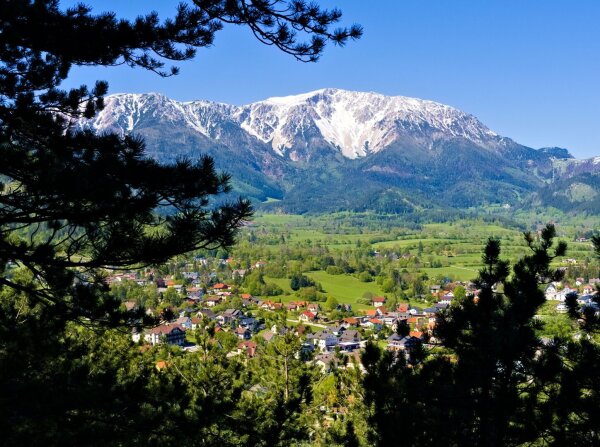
[{"xmin": 244, "ymin": 213, "xmax": 597, "ymax": 309}]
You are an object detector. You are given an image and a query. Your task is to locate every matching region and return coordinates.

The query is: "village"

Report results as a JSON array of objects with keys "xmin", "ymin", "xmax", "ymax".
[{"xmin": 109, "ymin": 254, "xmax": 600, "ymax": 373}]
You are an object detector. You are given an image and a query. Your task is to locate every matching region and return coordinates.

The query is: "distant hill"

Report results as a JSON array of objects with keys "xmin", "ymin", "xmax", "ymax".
[{"xmin": 77, "ymin": 89, "xmax": 600, "ymax": 214}]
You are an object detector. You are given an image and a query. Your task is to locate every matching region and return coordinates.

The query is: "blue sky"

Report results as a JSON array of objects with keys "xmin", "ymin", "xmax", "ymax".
[{"xmin": 62, "ymin": 1, "xmax": 600, "ymax": 158}]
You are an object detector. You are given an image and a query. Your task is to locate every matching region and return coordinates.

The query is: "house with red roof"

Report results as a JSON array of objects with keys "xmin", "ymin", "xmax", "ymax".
[
  {"xmin": 212, "ymin": 283, "xmax": 229, "ymax": 293},
  {"xmin": 299, "ymin": 311, "xmax": 316, "ymax": 323}
]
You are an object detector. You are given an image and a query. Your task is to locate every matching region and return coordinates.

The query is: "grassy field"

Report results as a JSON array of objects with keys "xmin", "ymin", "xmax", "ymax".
[
  {"xmin": 244, "ymin": 213, "xmax": 597, "ymax": 301},
  {"xmin": 417, "ymin": 266, "xmax": 480, "ymax": 282},
  {"xmin": 264, "ymin": 272, "xmax": 383, "ymax": 310},
  {"xmin": 306, "ymin": 271, "xmax": 386, "ymax": 307}
]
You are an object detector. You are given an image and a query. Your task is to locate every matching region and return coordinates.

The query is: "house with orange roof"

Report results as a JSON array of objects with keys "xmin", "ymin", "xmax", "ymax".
[
  {"xmin": 397, "ymin": 303, "xmax": 409, "ymax": 313},
  {"xmin": 409, "ymin": 331, "xmax": 424, "ymax": 339},
  {"xmin": 238, "ymin": 341, "xmax": 257, "ymax": 358},
  {"xmin": 341, "ymin": 317, "xmax": 359, "ymax": 327}
]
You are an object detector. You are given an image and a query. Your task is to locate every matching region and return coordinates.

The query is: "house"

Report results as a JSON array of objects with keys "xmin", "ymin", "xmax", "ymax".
[
  {"xmin": 123, "ymin": 300, "xmax": 137, "ymax": 311},
  {"xmin": 196, "ymin": 309, "xmax": 216, "ymax": 320},
  {"xmin": 409, "ymin": 306, "xmax": 423, "ymax": 315},
  {"xmin": 556, "ymin": 287, "xmax": 576, "ymax": 302},
  {"xmin": 341, "ymin": 317, "xmax": 359, "ymax": 327},
  {"xmin": 299, "ymin": 311, "xmax": 317, "ymax": 323},
  {"xmin": 314, "ymin": 352, "xmax": 338, "ymax": 372},
  {"xmin": 331, "ymin": 326, "xmax": 346, "ymax": 336},
  {"xmin": 217, "ymin": 308, "xmax": 241, "ymax": 325},
  {"xmin": 386, "ymin": 333, "xmax": 405, "ymax": 351},
  {"xmin": 307, "ymin": 303, "xmax": 320, "ymax": 313},
  {"xmin": 287, "ymin": 302, "xmax": 299, "ymax": 311},
  {"xmin": 409, "ymin": 330, "xmax": 425, "ymax": 340},
  {"xmin": 295, "ymin": 325, "xmax": 308, "ymax": 336},
  {"xmin": 363, "ymin": 318, "xmax": 383, "ymax": 330},
  {"xmin": 240, "ymin": 293, "xmax": 259, "ymax": 306},
  {"xmin": 190, "ymin": 317, "xmax": 203, "ymax": 330},
  {"xmin": 310, "ymin": 330, "xmax": 339, "ymax": 352},
  {"xmin": 387, "ymin": 334, "xmax": 422, "ymax": 354},
  {"xmin": 423, "ymin": 307, "xmax": 439, "ymax": 315},
  {"xmin": 204, "ymin": 296, "xmax": 222, "ymax": 307},
  {"xmin": 545, "ymin": 284, "xmax": 558, "ymax": 300},
  {"xmin": 341, "ymin": 329, "xmax": 360, "ymax": 342},
  {"xmin": 378, "ymin": 306, "xmax": 389, "ymax": 315},
  {"xmin": 259, "ymin": 300, "xmax": 282, "ymax": 311},
  {"xmin": 174, "ymin": 316, "xmax": 192, "ymax": 330},
  {"xmin": 383, "ymin": 315, "xmax": 399, "ymax": 327},
  {"xmin": 259, "ymin": 300, "xmax": 273, "ymax": 310},
  {"xmin": 397, "ymin": 303, "xmax": 409, "ymax": 313},
  {"xmin": 262, "ymin": 330, "xmax": 275, "ymax": 342},
  {"xmin": 238, "ymin": 341, "xmax": 257, "ymax": 358},
  {"xmin": 439, "ymin": 293, "xmax": 454, "ymax": 305},
  {"xmin": 339, "ymin": 329, "xmax": 361, "ymax": 351},
  {"xmin": 145, "ymin": 324, "xmax": 186, "ymax": 346},
  {"xmin": 429, "ymin": 285, "xmax": 441, "ymax": 295},
  {"xmin": 212, "ymin": 283, "xmax": 229, "ymax": 293},
  {"xmin": 238, "ymin": 315, "xmax": 257, "ymax": 329},
  {"xmin": 234, "ymin": 326, "xmax": 251, "ymax": 340},
  {"xmin": 577, "ymin": 295, "xmax": 595, "ymax": 306},
  {"xmin": 372, "ymin": 296, "xmax": 386, "ymax": 307},
  {"xmin": 364, "ymin": 309, "xmax": 378, "ymax": 318},
  {"xmin": 582, "ymin": 285, "xmax": 594, "ymax": 295}
]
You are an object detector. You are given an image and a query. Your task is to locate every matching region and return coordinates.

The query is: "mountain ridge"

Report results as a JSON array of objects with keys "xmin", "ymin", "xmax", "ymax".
[{"xmin": 77, "ymin": 89, "xmax": 600, "ymax": 214}]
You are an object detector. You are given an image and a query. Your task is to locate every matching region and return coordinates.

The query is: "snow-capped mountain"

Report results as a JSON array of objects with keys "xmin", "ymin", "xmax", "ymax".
[
  {"xmin": 78, "ymin": 89, "xmax": 600, "ymax": 214},
  {"xmin": 84, "ymin": 88, "xmax": 504, "ymax": 160},
  {"xmin": 235, "ymin": 88, "xmax": 502, "ymax": 159}
]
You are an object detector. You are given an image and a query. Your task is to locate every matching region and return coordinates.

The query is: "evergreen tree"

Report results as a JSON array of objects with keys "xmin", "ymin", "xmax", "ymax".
[
  {"xmin": 362, "ymin": 224, "xmax": 582, "ymax": 447},
  {"xmin": 238, "ymin": 332, "xmax": 317, "ymax": 446},
  {"xmin": 0, "ymin": 2, "xmax": 359, "ymax": 444}
]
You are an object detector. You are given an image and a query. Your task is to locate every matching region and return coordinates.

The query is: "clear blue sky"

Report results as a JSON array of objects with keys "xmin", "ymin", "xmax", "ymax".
[{"xmin": 62, "ymin": 1, "xmax": 600, "ymax": 158}]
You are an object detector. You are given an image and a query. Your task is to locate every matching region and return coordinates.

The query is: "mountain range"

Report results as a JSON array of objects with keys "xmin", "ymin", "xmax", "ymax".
[{"xmin": 78, "ymin": 88, "xmax": 600, "ymax": 214}]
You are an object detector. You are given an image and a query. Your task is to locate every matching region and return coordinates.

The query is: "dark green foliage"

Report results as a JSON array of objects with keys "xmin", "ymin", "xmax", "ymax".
[
  {"xmin": 290, "ymin": 272, "xmax": 316, "ymax": 290},
  {"xmin": 535, "ymin": 173, "xmax": 600, "ymax": 214},
  {"xmin": 0, "ymin": 1, "xmax": 359, "ymax": 445},
  {"xmin": 362, "ymin": 224, "xmax": 600, "ymax": 446}
]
